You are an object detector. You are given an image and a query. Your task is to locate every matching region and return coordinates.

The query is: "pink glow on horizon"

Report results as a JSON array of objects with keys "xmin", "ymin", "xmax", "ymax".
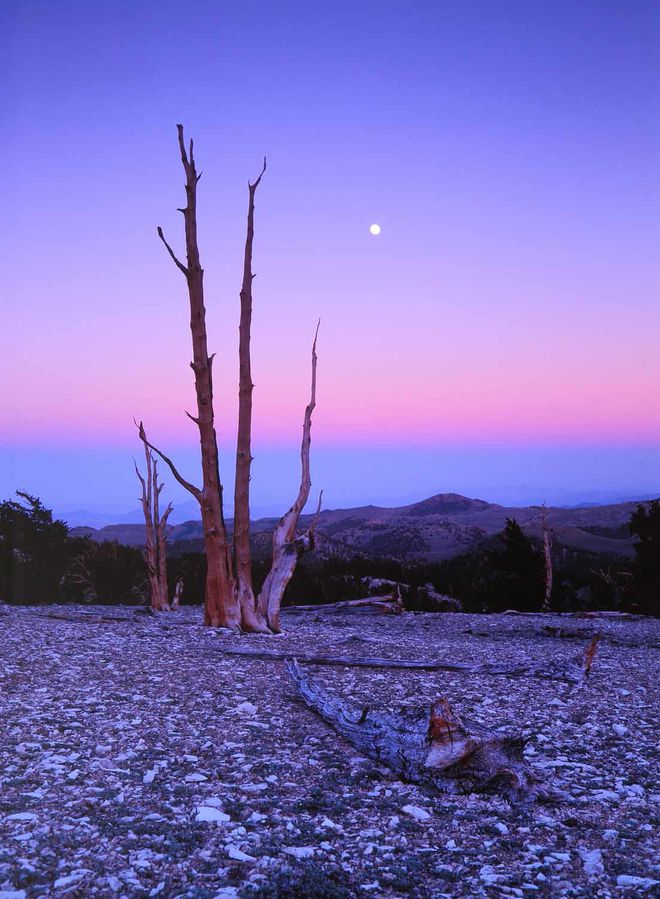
[
  {"xmin": 4, "ymin": 2, "xmax": 659, "ymax": 467},
  {"xmin": 3, "ymin": 366, "xmax": 659, "ymax": 450},
  {"xmin": 3, "ymin": 287, "xmax": 659, "ymax": 449}
]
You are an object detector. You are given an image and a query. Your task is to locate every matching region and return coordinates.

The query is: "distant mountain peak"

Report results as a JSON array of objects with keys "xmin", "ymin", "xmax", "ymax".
[{"xmin": 404, "ymin": 493, "xmax": 496, "ymax": 517}]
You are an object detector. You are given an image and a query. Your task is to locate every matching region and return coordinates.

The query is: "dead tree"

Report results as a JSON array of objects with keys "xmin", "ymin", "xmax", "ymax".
[
  {"xmin": 143, "ymin": 125, "xmax": 319, "ymax": 632},
  {"xmin": 287, "ymin": 660, "xmax": 536, "ymax": 801},
  {"xmin": 232, "ymin": 162, "xmax": 266, "ymax": 631},
  {"xmin": 541, "ymin": 504, "xmax": 553, "ymax": 612},
  {"xmin": 255, "ymin": 348, "xmax": 320, "ymax": 632},
  {"xmin": 134, "ymin": 423, "xmax": 172, "ymax": 611},
  {"xmin": 171, "ymin": 577, "xmax": 184, "ymax": 611}
]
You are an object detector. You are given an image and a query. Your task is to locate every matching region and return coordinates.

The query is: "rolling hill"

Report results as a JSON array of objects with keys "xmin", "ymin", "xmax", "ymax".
[{"xmin": 70, "ymin": 492, "xmax": 651, "ymax": 560}]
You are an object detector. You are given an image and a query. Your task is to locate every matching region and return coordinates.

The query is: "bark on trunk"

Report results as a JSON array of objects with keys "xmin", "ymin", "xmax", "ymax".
[
  {"xmin": 234, "ymin": 161, "xmax": 268, "ymax": 632},
  {"xmin": 156, "ymin": 125, "xmax": 238, "ymax": 629},
  {"xmin": 287, "ymin": 660, "xmax": 535, "ymax": 800},
  {"xmin": 148, "ymin": 127, "xmax": 319, "ymax": 631}
]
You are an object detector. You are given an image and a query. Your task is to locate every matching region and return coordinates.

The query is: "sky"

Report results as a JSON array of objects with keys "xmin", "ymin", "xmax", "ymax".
[{"xmin": 2, "ymin": 1, "xmax": 659, "ymax": 521}]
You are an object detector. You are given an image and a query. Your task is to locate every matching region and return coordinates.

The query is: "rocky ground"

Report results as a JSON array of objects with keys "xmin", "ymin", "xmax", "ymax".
[{"xmin": 0, "ymin": 605, "xmax": 658, "ymax": 898}]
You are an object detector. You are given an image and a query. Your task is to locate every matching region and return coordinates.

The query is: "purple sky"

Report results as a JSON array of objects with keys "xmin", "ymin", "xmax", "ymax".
[{"xmin": 3, "ymin": 1, "xmax": 659, "ymax": 520}]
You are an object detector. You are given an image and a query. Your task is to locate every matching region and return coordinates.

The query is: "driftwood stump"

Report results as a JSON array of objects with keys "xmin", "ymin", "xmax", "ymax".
[{"xmin": 287, "ymin": 660, "xmax": 537, "ymax": 801}]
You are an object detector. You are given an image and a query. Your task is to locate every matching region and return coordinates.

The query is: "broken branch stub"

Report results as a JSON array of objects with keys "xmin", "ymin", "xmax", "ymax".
[
  {"xmin": 286, "ymin": 660, "xmax": 535, "ymax": 801},
  {"xmin": 582, "ymin": 634, "xmax": 600, "ymax": 678}
]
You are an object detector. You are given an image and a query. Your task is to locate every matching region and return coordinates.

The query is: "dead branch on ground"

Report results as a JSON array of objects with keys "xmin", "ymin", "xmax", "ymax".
[
  {"xmin": 218, "ymin": 637, "xmax": 598, "ymax": 684},
  {"xmin": 286, "ymin": 659, "xmax": 536, "ymax": 801},
  {"xmin": 283, "ymin": 589, "xmax": 404, "ymax": 616}
]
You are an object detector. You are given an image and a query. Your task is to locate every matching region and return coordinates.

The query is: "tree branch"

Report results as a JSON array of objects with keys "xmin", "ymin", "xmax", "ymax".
[
  {"xmin": 273, "ymin": 320, "xmax": 319, "ymax": 548},
  {"xmin": 249, "ymin": 156, "xmax": 267, "ymax": 191},
  {"xmin": 157, "ymin": 227, "xmax": 188, "ymax": 276},
  {"xmin": 135, "ymin": 420, "xmax": 202, "ymax": 502}
]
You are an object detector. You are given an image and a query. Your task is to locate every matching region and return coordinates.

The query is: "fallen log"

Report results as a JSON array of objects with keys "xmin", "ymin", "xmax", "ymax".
[
  {"xmin": 220, "ymin": 637, "xmax": 598, "ymax": 684},
  {"xmin": 571, "ymin": 610, "xmax": 642, "ymax": 621},
  {"xmin": 283, "ymin": 591, "xmax": 404, "ymax": 615},
  {"xmin": 35, "ymin": 611, "xmax": 141, "ymax": 624},
  {"xmin": 286, "ymin": 659, "xmax": 536, "ymax": 801},
  {"xmin": 464, "ymin": 624, "xmax": 658, "ymax": 650}
]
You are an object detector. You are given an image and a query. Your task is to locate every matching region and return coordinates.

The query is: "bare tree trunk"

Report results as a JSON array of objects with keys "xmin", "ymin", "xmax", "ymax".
[
  {"xmin": 541, "ymin": 504, "xmax": 553, "ymax": 612},
  {"xmin": 154, "ymin": 125, "xmax": 239, "ymax": 630},
  {"xmin": 234, "ymin": 160, "xmax": 268, "ymax": 632},
  {"xmin": 257, "ymin": 339, "xmax": 320, "ymax": 632},
  {"xmin": 135, "ymin": 424, "xmax": 172, "ymax": 611},
  {"xmin": 171, "ymin": 577, "xmax": 184, "ymax": 611},
  {"xmin": 152, "ymin": 465, "xmax": 171, "ymax": 611},
  {"xmin": 146, "ymin": 126, "xmax": 319, "ymax": 632}
]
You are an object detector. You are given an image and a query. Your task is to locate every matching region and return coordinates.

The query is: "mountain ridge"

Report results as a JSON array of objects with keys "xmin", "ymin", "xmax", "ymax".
[{"xmin": 70, "ymin": 491, "xmax": 655, "ymax": 560}]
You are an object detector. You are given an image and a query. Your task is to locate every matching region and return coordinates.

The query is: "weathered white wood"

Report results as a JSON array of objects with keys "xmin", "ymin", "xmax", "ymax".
[
  {"xmin": 283, "ymin": 591, "xmax": 404, "ymax": 615},
  {"xmin": 286, "ymin": 660, "xmax": 535, "ymax": 800},
  {"xmin": 257, "ymin": 331, "xmax": 320, "ymax": 632},
  {"xmin": 171, "ymin": 577, "xmax": 184, "ymax": 611}
]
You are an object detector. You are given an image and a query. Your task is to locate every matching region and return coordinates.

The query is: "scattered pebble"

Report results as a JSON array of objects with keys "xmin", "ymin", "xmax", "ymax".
[
  {"xmin": 0, "ymin": 604, "xmax": 656, "ymax": 897},
  {"xmin": 402, "ymin": 804, "xmax": 431, "ymax": 822}
]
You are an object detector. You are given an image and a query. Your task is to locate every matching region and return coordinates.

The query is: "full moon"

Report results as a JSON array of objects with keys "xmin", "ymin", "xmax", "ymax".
[{"xmin": 369, "ymin": 223, "xmax": 381, "ymax": 236}]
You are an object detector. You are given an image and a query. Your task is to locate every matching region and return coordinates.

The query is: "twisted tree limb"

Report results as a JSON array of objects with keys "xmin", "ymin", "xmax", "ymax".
[
  {"xmin": 136, "ymin": 420, "xmax": 201, "ymax": 503},
  {"xmin": 286, "ymin": 660, "xmax": 536, "ymax": 801}
]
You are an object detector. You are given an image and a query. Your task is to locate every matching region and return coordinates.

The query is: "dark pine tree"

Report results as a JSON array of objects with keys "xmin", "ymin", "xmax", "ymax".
[
  {"xmin": 486, "ymin": 518, "xmax": 545, "ymax": 612},
  {"xmin": 629, "ymin": 500, "xmax": 660, "ymax": 615},
  {"xmin": 0, "ymin": 492, "xmax": 70, "ymax": 603}
]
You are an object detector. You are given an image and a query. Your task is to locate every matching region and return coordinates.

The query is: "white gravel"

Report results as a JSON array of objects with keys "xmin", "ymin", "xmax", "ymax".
[{"xmin": 0, "ymin": 604, "xmax": 658, "ymax": 897}]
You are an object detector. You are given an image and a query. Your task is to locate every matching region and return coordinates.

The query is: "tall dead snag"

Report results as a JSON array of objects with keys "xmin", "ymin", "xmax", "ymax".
[
  {"xmin": 541, "ymin": 504, "xmax": 554, "ymax": 612},
  {"xmin": 233, "ymin": 160, "xmax": 319, "ymax": 632},
  {"xmin": 146, "ymin": 126, "xmax": 319, "ymax": 632},
  {"xmin": 153, "ymin": 125, "xmax": 239, "ymax": 629},
  {"xmin": 256, "ymin": 330, "xmax": 320, "ymax": 633},
  {"xmin": 287, "ymin": 661, "xmax": 535, "ymax": 801},
  {"xmin": 234, "ymin": 160, "xmax": 268, "ymax": 632},
  {"xmin": 135, "ymin": 423, "xmax": 172, "ymax": 611}
]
